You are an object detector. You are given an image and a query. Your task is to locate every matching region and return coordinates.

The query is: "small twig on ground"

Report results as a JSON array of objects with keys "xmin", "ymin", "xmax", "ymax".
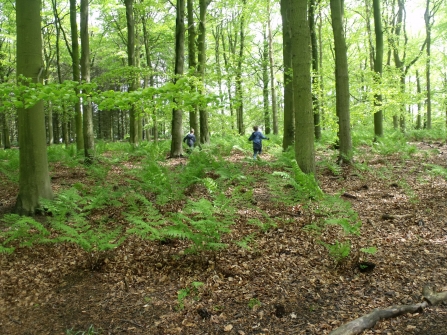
[{"xmin": 120, "ymin": 319, "xmax": 143, "ymax": 328}]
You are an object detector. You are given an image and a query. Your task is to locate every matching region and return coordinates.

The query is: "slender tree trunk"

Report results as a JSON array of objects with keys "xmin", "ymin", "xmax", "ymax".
[
  {"xmin": 423, "ymin": 0, "xmax": 442, "ymax": 129},
  {"xmin": 221, "ymin": 30, "xmax": 234, "ymax": 130},
  {"xmin": 212, "ymin": 25, "xmax": 224, "ymax": 117},
  {"xmin": 70, "ymin": 0, "xmax": 84, "ymax": 151},
  {"xmin": 15, "ymin": 0, "xmax": 53, "ymax": 215},
  {"xmin": 267, "ymin": 0, "xmax": 278, "ymax": 135},
  {"xmin": 187, "ymin": 0, "xmax": 199, "ymax": 138},
  {"xmin": 290, "ymin": 0, "xmax": 315, "ymax": 174},
  {"xmin": 125, "ymin": 0, "xmax": 138, "ymax": 145},
  {"xmin": 170, "ymin": 0, "xmax": 185, "ymax": 157},
  {"xmin": 373, "ymin": 0, "xmax": 384, "ymax": 139},
  {"xmin": 198, "ymin": 0, "xmax": 210, "ymax": 144},
  {"xmin": 262, "ymin": 29, "xmax": 270, "ymax": 134},
  {"xmin": 309, "ymin": 0, "xmax": 321, "ymax": 140},
  {"xmin": 330, "ymin": 0, "xmax": 352, "ymax": 163},
  {"xmin": 281, "ymin": 0, "xmax": 294, "ymax": 150},
  {"xmin": 80, "ymin": 0, "xmax": 95, "ymax": 164},
  {"xmin": 235, "ymin": 0, "xmax": 246, "ymax": 135}
]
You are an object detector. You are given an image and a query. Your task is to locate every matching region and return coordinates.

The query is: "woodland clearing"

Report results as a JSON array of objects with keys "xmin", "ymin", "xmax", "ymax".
[{"xmin": 1, "ymin": 138, "xmax": 447, "ymax": 335}]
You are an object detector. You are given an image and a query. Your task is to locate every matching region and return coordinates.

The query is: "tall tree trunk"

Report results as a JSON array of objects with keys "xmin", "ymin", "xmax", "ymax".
[
  {"xmin": 80, "ymin": 0, "xmax": 95, "ymax": 164},
  {"xmin": 235, "ymin": 0, "xmax": 246, "ymax": 135},
  {"xmin": 198, "ymin": 0, "xmax": 210, "ymax": 144},
  {"xmin": 170, "ymin": 0, "xmax": 185, "ymax": 157},
  {"xmin": 221, "ymin": 30, "xmax": 234, "ymax": 130},
  {"xmin": 125, "ymin": 0, "xmax": 138, "ymax": 145},
  {"xmin": 262, "ymin": 29, "xmax": 270, "ymax": 134},
  {"xmin": 290, "ymin": 0, "xmax": 315, "ymax": 174},
  {"xmin": 330, "ymin": 0, "xmax": 352, "ymax": 163},
  {"xmin": 309, "ymin": 0, "xmax": 321, "ymax": 140},
  {"xmin": 70, "ymin": 0, "xmax": 84, "ymax": 151},
  {"xmin": 15, "ymin": 0, "xmax": 53, "ymax": 215},
  {"xmin": 267, "ymin": 0, "xmax": 278, "ymax": 135},
  {"xmin": 373, "ymin": 0, "xmax": 384, "ymax": 139},
  {"xmin": 187, "ymin": 0, "xmax": 199, "ymax": 138},
  {"xmin": 281, "ymin": 0, "xmax": 294, "ymax": 150},
  {"xmin": 212, "ymin": 25, "xmax": 224, "ymax": 117},
  {"xmin": 424, "ymin": 0, "xmax": 442, "ymax": 129}
]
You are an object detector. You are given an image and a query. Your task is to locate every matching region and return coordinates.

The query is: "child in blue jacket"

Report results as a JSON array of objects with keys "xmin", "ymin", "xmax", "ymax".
[
  {"xmin": 183, "ymin": 129, "xmax": 196, "ymax": 153},
  {"xmin": 248, "ymin": 126, "xmax": 269, "ymax": 159}
]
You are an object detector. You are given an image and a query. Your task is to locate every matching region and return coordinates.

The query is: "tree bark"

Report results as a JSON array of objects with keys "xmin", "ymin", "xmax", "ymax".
[
  {"xmin": 330, "ymin": 0, "xmax": 352, "ymax": 163},
  {"xmin": 373, "ymin": 0, "xmax": 384, "ymax": 139},
  {"xmin": 267, "ymin": 0, "xmax": 278, "ymax": 135},
  {"xmin": 262, "ymin": 29, "xmax": 270, "ymax": 135},
  {"xmin": 280, "ymin": 0, "xmax": 294, "ymax": 150},
  {"xmin": 290, "ymin": 0, "xmax": 315, "ymax": 174},
  {"xmin": 15, "ymin": 0, "xmax": 53, "ymax": 215},
  {"xmin": 187, "ymin": 0, "xmax": 199, "ymax": 138},
  {"xmin": 170, "ymin": 0, "xmax": 185, "ymax": 157},
  {"xmin": 198, "ymin": 0, "xmax": 210, "ymax": 144},
  {"xmin": 235, "ymin": 0, "xmax": 246, "ymax": 135},
  {"xmin": 125, "ymin": 0, "xmax": 139, "ymax": 145},
  {"xmin": 70, "ymin": 0, "xmax": 84, "ymax": 151},
  {"xmin": 80, "ymin": 0, "xmax": 95, "ymax": 164},
  {"xmin": 309, "ymin": 0, "xmax": 321, "ymax": 141}
]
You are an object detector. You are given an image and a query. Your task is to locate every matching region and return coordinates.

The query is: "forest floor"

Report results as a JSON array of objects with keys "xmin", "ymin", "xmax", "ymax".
[{"xmin": 1, "ymin": 141, "xmax": 447, "ymax": 335}]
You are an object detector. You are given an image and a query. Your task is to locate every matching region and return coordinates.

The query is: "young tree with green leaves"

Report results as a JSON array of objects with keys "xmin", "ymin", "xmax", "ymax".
[{"xmin": 15, "ymin": 0, "xmax": 54, "ymax": 215}]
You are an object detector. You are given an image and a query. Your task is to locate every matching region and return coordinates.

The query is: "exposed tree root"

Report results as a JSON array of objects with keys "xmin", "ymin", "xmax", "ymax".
[{"xmin": 329, "ymin": 285, "xmax": 447, "ymax": 335}]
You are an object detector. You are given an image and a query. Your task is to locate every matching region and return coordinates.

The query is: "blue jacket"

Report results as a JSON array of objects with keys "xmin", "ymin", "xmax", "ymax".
[
  {"xmin": 183, "ymin": 133, "xmax": 196, "ymax": 147},
  {"xmin": 248, "ymin": 131, "xmax": 268, "ymax": 150}
]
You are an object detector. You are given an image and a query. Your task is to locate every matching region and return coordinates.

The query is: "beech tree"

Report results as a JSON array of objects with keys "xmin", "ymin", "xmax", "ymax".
[
  {"xmin": 15, "ymin": 0, "xmax": 53, "ymax": 215},
  {"xmin": 289, "ymin": 0, "xmax": 315, "ymax": 174},
  {"xmin": 170, "ymin": 0, "xmax": 185, "ymax": 157},
  {"xmin": 80, "ymin": 0, "xmax": 95, "ymax": 163},
  {"xmin": 330, "ymin": 0, "xmax": 352, "ymax": 163},
  {"xmin": 280, "ymin": 0, "xmax": 294, "ymax": 150}
]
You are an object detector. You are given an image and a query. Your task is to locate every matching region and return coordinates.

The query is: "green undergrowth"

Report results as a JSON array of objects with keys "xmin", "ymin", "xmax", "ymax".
[{"xmin": 3, "ymin": 129, "xmax": 439, "ymax": 266}]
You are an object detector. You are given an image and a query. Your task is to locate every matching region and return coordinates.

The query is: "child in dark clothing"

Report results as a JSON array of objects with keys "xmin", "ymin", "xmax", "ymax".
[
  {"xmin": 248, "ymin": 126, "xmax": 269, "ymax": 159},
  {"xmin": 183, "ymin": 129, "xmax": 196, "ymax": 153}
]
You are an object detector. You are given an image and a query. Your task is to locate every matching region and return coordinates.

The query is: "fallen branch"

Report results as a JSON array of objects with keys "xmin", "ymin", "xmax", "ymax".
[{"xmin": 329, "ymin": 285, "xmax": 447, "ymax": 335}]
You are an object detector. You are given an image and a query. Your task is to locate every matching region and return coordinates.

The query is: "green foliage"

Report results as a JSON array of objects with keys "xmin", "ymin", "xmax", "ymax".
[
  {"xmin": 166, "ymin": 198, "xmax": 233, "ymax": 254},
  {"xmin": 0, "ymin": 148, "xmax": 19, "ymax": 183},
  {"xmin": 426, "ymin": 164, "xmax": 447, "ymax": 180},
  {"xmin": 234, "ymin": 233, "xmax": 256, "ymax": 250},
  {"xmin": 360, "ymin": 246, "xmax": 377, "ymax": 255},
  {"xmin": 177, "ymin": 282, "xmax": 204, "ymax": 311},
  {"xmin": 371, "ymin": 132, "xmax": 417, "ymax": 157},
  {"xmin": 319, "ymin": 240, "xmax": 351, "ymax": 263},
  {"xmin": 65, "ymin": 325, "xmax": 100, "ymax": 335},
  {"xmin": 248, "ymin": 298, "xmax": 261, "ymax": 309},
  {"xmin": 0, "ymin": 214, "xmax": 51, "ymax": 254},
  {"xmin": 273, "ymin": 159, "xmax": 323, "ymax": 200}
]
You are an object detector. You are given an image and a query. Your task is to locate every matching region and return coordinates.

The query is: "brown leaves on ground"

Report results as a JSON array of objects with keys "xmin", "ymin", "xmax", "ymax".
[{"xmin": 1, "ymin": 142, "xmax": 447, "ymax": 334}]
